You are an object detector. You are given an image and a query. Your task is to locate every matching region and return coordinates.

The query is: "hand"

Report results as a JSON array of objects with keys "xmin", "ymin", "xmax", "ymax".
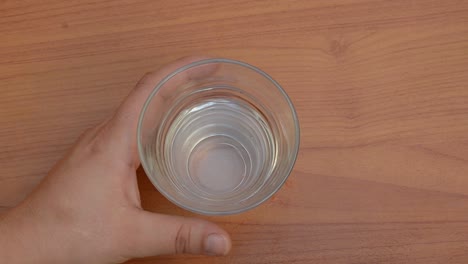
[{"xmin": 0, "ymin": 56, "xmax": 231, "ymax": 264}]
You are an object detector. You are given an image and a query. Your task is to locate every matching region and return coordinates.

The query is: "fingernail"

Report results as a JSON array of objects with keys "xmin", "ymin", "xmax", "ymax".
[{"xmin": 204, "ymin": 233, "xmax": 227, "ymax": 256}]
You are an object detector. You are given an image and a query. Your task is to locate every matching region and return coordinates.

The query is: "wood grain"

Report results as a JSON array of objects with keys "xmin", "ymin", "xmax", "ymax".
[{"xmin": 1, "ymin": 0, "xmax": 468, "ymax": 263}]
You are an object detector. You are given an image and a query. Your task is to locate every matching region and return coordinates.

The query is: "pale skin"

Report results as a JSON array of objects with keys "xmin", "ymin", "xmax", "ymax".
[{"xmin": 0, "ymin": 56, "xmax": 232, "ymax": 264}]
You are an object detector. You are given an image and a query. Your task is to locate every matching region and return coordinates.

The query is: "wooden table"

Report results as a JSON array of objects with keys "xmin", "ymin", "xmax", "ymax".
[{"xmin": 1, "ymin": 1, "xmax": 468, "ymax": 263}]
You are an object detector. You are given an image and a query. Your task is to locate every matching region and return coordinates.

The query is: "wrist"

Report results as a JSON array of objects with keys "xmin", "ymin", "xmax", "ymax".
[
  {"xmin": 0, "ymin": 204, "xmax": 51, "ymax": 263},
  {"xmin": 0, "ymin": 208, "xmax": 25, "ymax": 262}
]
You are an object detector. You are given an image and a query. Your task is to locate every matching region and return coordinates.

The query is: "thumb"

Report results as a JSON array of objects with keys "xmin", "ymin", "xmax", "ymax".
[{"xmin": 128, "ymin": 210, "xmax": 231, "ymax": 257}]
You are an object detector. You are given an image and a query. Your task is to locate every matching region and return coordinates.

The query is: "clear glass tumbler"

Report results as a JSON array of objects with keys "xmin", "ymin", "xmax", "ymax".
[{"xmin": 137, "ymin": 58, "xmax": 299, "ymax": 215}]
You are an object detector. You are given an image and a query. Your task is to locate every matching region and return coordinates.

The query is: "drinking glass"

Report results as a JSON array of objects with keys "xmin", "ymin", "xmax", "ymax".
[{"xmin": 137, "ymin": 58, "xmax": 299, "ymax": 215}]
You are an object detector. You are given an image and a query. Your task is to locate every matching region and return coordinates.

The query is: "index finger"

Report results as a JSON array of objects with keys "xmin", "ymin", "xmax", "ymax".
[{"xmin": 107, "ymin": 55, "xmax": 216, "ymax": 166}]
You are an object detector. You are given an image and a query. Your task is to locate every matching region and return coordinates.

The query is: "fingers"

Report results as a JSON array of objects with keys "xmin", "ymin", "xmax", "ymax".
[
  {"xmin": 127, "ymin": 210, "xmax": 231, "ymax": 257},
  {"xmin": 117, "ymin": 55, "xmax": 214, "ymax": 124},
  {"xmin": 104, "ymin": 55, "xmax": 217, "ymax": 166}
]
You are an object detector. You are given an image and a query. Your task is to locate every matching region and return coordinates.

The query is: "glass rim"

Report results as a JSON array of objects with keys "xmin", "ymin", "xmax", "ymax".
[{"xmin": 137, "ymin": 58, "xmax": 300, "ymax": 215}]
